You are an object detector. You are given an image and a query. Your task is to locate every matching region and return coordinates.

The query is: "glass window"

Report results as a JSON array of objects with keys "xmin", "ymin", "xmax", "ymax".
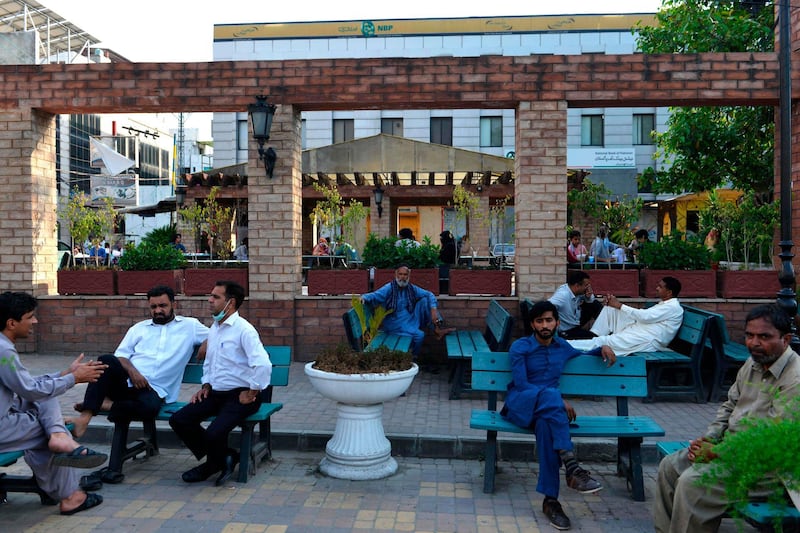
[
  {"xmin": 480, "ymin": 116, "xmax": 503, "ymax": 147},
  {"xmin": 237, "ymin": 119, "xmax": 249, "ymax": 151},
  {"xmin": 581, "ymin": 115, "xmax": 604, "ymax": 146},
  {"xmin": 333, "ymin": 119, "xmax": 354, "ymax": 143},
  {"xmin": 381, "ymin": 118, "xmax": 403, "ymax": 136},
  {"xmin": 633, "ymin": 114, "xmax": 655, "ymax": 145},
  {"xmin": 430, "ymin": 117, "xmax": 453, "ymax": 146}
]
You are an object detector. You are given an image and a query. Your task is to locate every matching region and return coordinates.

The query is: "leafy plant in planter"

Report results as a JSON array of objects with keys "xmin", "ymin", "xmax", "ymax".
[
  {"xmin": 349, "ymin": 296, "xmax": 393, "ymax": 351},
  {"xmin": 638, "ymin": 231, "xmax": 715, "ymax": 297},
  {"xmin": 59, "ymin": 187, "xmax": 116, "ymax": 269},
  {"xmin": 309, "ymin": 183, "xmax": 369, "ymax": 267},
  {"xmin": 117, "ymin": 241, "xmax": 187, "ymax": 295},
  {"xmin": 363, "ymin": 234, "xmax": 440, "ymax": 293},
  {"xmin": 312, "ymin": 343, "xmax": 413, "ymax": 374},
  {"xmin": 701, "ymin": 395, "xmax": 800, "ymax": 529}
]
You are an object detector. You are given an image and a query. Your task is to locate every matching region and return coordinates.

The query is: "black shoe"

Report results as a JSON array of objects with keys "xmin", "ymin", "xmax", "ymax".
[
  {"xmin": 542, "ymin": 498, "xmax": 571, "ymax": 530},
  {"xmin": 182, "ymin": 462, "xmax": 216, "ymax": 483},
  {"xmin": 215, "ymin": 453, "xmax": 239, "ymax": 486},
  {"xmin": 79, "ymin": 473, "xmax": 103, "ymax": 492}
]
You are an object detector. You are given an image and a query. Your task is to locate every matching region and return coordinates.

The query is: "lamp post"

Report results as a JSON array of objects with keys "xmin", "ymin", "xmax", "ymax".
[
  {"xmin": 776, "ymin": 0, "xmax": 798, "ymax": 347},
  {"xmin": 373, "ymin": 186, "xmax": 384, "ymax": 218},
  {"xmin": 248, "ymin": 95, "xmax": 277, "ymax": 178}
]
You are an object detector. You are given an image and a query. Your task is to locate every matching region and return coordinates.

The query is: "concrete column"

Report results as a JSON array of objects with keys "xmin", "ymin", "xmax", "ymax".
[
  {"xmin": 470, "ymin": 195, "xmax": 491, "ymax": 255},
  {"xmin": 515, "ymin": 101, "xmax": 568, "ymax": 300},
  {"xmin": 0, "ymin": 109, "xmax": 58, "ymax": 296},
  {"xmin": 248, "ymin": 104, "xmax": 302, "ymax": 300}
]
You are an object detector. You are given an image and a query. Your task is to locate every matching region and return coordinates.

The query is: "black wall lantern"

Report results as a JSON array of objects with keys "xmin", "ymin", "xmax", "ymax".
[
  {"xmin": 373, "ymin": 186, "xmax": 385, "ymax": 218},
  {"xmin": 248, "ymin": 95, "xmax": 277, "ymax": 178}
]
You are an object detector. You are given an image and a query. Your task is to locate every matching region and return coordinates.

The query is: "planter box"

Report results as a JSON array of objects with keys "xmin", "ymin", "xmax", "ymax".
[
  {"xmin": 184, "ymin": 268, "xmax": 249, "ymax": 296},
  {"xmin": 717, "ymin": 270, "xmax": 780, "ymax": 298},
  {"xmin": 117, "ymin": 270, "xmax": 183, "ymax": 295},
  {"xmin": 307, "ymin": 269, "xmax": 369, "ymax": 296},
  {"xmin": 448, "ymin": 269, "xmax": 513, "ymax": 296},
  {"xmin": 571, "ymin": 268, "xmax": 639, "ymax": 297},
  {"xmin": 57, "ymin": 269, "xmax": 117, "ymax": 295},
  {"xmin": 641, "ymin": 269, "xmax": 717, "ymax": 298},
  {"xmin": 373, "ymin": 268, "xmax": 439, "ymax": 295}
]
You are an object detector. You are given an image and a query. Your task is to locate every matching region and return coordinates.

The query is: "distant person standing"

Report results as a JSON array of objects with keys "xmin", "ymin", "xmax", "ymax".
[
  {"xmin": 439, "ymin": 231, "xmax": 457, "ymax": 265},
  {"xmin": 396, "ymin": 228, "xmax": 421, "ymax": 248}
]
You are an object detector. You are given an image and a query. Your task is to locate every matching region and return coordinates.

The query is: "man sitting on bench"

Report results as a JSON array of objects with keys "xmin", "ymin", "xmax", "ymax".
[
  {"xmin": 67, "ymin": 285, "xmax": 209, "ymax": 481},
  {"xmin": 654, "ymin": 304, "xmax": 800, "ymax": 532},
  {"xmin": 502, "ymin": 300, "xmax": 615, "ymax": 531},
  {"xmin": 566, "ymin": 276, "xmax": 683, "ymax": 356},
  {"xmin": 360, "ymin": 264, "xmax": 455, "ymax": 360}
]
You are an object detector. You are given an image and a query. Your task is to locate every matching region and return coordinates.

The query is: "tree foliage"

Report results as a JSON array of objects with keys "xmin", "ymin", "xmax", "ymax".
[{"xmin": 636, "ymin": 0, "xmax": 775, "ymax": 195}]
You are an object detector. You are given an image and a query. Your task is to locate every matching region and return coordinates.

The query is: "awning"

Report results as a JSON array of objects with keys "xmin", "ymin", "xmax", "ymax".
[{"xmin": 117, "ymin": 197, "xmax": 176, "ymax": 217}]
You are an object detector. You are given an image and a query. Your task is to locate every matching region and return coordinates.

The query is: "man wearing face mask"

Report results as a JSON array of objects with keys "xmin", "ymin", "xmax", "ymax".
[
  {"xmin": 68, "ymin": 286, "xmax": 208, "ymax": 446},
  {"xmin": 169, "ymin": 281, "xmax": 272, "ymax": 486}
]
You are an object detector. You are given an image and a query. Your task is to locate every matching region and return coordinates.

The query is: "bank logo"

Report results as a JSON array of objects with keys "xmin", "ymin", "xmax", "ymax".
[{"xmin": 361, "ymin": 21, "xmax": 375, "ymax": 37}]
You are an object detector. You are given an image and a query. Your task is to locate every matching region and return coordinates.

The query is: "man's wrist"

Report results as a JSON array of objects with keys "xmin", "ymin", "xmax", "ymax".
[{"xmin": 202, "ymin": 383, "xmax": 212, "ymax": 392}]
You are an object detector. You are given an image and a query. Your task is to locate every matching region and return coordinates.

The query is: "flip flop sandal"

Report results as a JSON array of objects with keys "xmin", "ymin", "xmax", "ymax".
[
  {"xmin": 79, "ymin": 473, "xmax": 103, "ymax": 491},
  {"xmin": 52, "ymin": 446, "xmax": 108, "ymax": 469},
  {"xmin": 60, "ymin": 492, "xmax": 103, "ymax": 516}
]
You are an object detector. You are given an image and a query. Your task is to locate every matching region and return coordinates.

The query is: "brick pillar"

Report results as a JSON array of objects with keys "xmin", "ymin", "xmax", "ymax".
[
  {"xmin": 0, "ymin": 109, "xmax": 58, "ymax": 296},
  {"xmin": 248, "ymin": 105, "xmax": 302, "ymax": 300},
  {"xmin": 471, "ymin": 195, "xmax": 491, "ymax": 255},
  {"xmin": 515, "ymin": 101, "xmax": 568, "ymax": 300}
]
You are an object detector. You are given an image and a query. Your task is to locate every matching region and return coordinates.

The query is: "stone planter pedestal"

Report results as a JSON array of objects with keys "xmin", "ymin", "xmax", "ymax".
[{"xmin": 304, "ymin": 363, "xmax": 418, "ymax": 480}]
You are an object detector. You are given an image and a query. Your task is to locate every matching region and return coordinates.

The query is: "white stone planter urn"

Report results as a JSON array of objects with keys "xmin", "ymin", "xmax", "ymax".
[{"xmin": 304, "ymin": 362, "xmax": 418, "ymax": 480}]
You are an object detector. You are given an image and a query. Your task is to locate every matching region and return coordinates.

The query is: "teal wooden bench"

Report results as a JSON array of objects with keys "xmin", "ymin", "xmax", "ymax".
[
  {"xmin": 101, "ymin": 345, "xmax": 291, "ymax": 484},
  {"xmin": 470, "ymin": 352, "xmax": 664, "ymax": 501},
  {"xmin": 342, "ymin": 307, "xmax": 413, "ymax": 353},
  {"xmin": 446, "ymin": 299, "xmax": 514, "ymax": 399},
  {"xmin": 0, "ymin": 451, "xmax": 55, "ymax": 505},
  {"xmin": 656, "ymin": 441, "xmax": 800, "ymax": 532},
  {"xmin": 631, "ymin": 305, "xmax": 716, "ymax": 403},
  {"xmin": 695, "ymin": 309, "xmax": 751, "ymax": 402}
]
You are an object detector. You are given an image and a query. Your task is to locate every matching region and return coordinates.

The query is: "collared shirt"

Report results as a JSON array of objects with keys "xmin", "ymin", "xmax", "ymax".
[
  {"xmin": 115, "ymin": 315, "xmax": 209, "ymax": 403},
  {"xmin": 549, "ymin": 283, "xmax": 593, "ymax": 332},
  {"xmin": 203, "ymin": 311, "xmax": 272, "ymax": 391},
  {"xmin": 705, "ymin": 346, "xmax": 800, "ymax": 441}
]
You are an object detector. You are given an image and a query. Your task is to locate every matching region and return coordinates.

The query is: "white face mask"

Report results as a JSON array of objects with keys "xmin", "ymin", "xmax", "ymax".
[{"xmin": 212, "ymin": 299, "xmax": 231, "ymax": 322}]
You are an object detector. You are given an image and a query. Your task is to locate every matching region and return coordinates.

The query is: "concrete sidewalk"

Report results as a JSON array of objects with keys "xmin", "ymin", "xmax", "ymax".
[{"xmin": 0, "ymin": 354, "xmax": 753, "ymax": 532}]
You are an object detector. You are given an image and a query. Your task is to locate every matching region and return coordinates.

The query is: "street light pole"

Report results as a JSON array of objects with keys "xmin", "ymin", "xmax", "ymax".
[{"xmin": 776, "ymin": 0, "xmax": 798, "ymax": 345}]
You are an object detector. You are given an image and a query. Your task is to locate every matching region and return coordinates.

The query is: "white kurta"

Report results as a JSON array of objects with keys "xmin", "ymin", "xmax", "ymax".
[{"xmin": 567, "ymin": 298, "xmax": 683, "ymax": 356}]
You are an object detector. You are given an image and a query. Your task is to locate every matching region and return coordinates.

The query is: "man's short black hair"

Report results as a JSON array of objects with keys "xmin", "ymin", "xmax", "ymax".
[
  {"xmin": 662, "ymin": 276, "xmax": 682, "ymax": 297},
  {"xmin": 147, "ymin": 285, "xmax": 175, "ymax": 302},
  {"xmin": 746, "ymin": 304, "xmax": 793, "ymax": 335},
  {"xmin": 567, "ymin": 270, "xmax": 590, "ymax": 286},
  {"xmin": 635, "ymin": 229, "xmax": 649, "ymax": 240},
  {"xmin": 531, "ymin": 300, "xmax": 559, "ymax": 322},
  {"xmin": 216, "ymin": 280, "xmax": 245, "ymax": 309},
  {"xmin": 569, "ymin": 230, "xmax": 581, "ymax": 239},
  {"xmin": 0, "ymin": 291, "xmax": 37, "ymax": 328}
]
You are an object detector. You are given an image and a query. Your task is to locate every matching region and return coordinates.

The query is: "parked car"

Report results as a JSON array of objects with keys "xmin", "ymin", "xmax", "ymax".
[{"xmin": 490, "ymin": 243, "xmax": 515, "ymax": 268}]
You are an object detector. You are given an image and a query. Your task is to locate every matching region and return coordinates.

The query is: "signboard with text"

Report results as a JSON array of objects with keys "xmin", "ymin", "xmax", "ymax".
[{"xmin": 567, "ymin": 148, "xmax": 636, "ymax": 169}]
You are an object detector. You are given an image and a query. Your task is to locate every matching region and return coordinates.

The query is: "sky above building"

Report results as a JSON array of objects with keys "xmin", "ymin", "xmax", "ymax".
[{"xmin": 43, "ymin": 0, "xmax": 661, "ymax": 62}]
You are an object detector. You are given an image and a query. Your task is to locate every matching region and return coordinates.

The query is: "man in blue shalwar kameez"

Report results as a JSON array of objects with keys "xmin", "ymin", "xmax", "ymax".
[
  {"xmin": 501, "ymin": 300, "xmax": 616, "ymax": 530},
  {"xmin": 361, "ymin": 265, "xmax": 454, "ymax": 359}
]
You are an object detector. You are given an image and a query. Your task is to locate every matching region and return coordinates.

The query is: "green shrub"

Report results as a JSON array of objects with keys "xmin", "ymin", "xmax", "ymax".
[
  {"xmin": 118, "ymin": 243, "xmax": 187, "ymax": 271},
  {"xmin": 140, "ymin": 224, "xmax": 176, "ymax": 248},
  {"xmin": 362, "ymin": 233, "xmax": 440, "ymax": 269},
  {"xmin": 638, "ymin": 231, "xmax": 712, "ymax": 270}
]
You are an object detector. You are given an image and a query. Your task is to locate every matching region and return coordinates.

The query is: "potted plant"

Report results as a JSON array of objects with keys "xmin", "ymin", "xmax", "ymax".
[
  {"xmin": 699, "ymin": 192, "xmax": 781, "ymax": 298},
  {"xmin": 57, "ymin": 188, "xmax": 118, "ymax": 295},
  {"xmin": 117, "ymin": 229, "xmax": 187, "ymax": 294},
  {"xmin": 638, "ymin": 231, "xmax": 716, "ymax": 297},
  {"xmin": 363, "ymin": 234, "xmax": 440, "ymax": 294},
  {"xmin": 181, "ymin": 187, "xmax": 250, "ymax": 295},
  {"xmin": 306, "ymin": 184, "xmax": 370, "ymax": 296},
  {"xmin": 304, "ymin": 341, "xmax": 417, "ymax": 480},
  {"xmin": 701, "ymin": 395, "xmax": 800, "ymax": 528}
]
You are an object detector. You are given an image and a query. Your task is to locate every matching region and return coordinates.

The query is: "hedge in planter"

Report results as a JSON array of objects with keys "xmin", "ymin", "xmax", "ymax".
[
  {"xmin": 117, "ymin": 243, "xmax": 186, "ymax": 295},
  {"xmin": 184, "ymin": 263, "xmax": 249, "ymax": 296},
  {"xmin": 362, "ymin": 234, "xmax": 441, "ymax": 294},
  {"xmin": 638, "ymin": 232, "xmax": 716, "ymax": 297}
]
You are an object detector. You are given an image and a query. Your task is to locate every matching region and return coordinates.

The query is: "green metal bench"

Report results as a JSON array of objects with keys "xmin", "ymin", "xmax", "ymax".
[
  {"xmin": 694, "ymin": 308, "xmax": 751, "ymax": 402},
  {"xmin": 101, "ymin": 345, "xmax": 291, "ymax": 484},
  {"xmin": 470, "ymin": 352, "xmax": 664, "ymax": 501},
  {"xmin": 446, "ymin": 299, "xmax": 513, "ymax": 400},
  {"xmin": 342, "ymin": 307, "xmax": 413, "ymax": 353},
  {"xmin": 656, "ymin": 441, "xmax": 800, "ymax": 532},
  {"xmin": 0, "ymin": 451, "xmax": 55, "ymax": 505},
  {"xmin": 631, "ymin": 305, "xmax": 716, "ymax": 403}
]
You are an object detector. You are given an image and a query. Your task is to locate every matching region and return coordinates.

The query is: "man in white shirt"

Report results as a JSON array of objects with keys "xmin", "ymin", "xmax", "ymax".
[
  {"xmin": 69, "ymin": 286, "xmax": 209, "ymax": 441},
  {"xmin": 548, "ymin": 271, "xmax": 604, "ymax": 340},
  {"xmin": 170, "ymin": 281, "xmax": 272, "ymax": 487},
  {"xmin": 567, "ymin": 277, "xmax": 684, "ymax": 356}
]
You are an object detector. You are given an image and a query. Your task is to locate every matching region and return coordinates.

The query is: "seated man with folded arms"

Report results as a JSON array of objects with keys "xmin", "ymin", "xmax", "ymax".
[
  {"xmin": 67, "ymin": 285, "xmax": 209, "ymax": 482},
  {"xmin": 0, "ymin": 291, "xmax": 108, "ymax": 515}
]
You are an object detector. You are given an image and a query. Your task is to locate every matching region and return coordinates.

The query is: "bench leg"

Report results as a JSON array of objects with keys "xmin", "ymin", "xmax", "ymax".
[
  {"xmin": 618, "ymin": 437, "xmax": 646, "ymax": 502},
  {"xmin": 259, "ymin": 418, "xmax": 272, "ymax": 461},
  {"xmin": 237, "ymin": 423, "xmax": 256, "ymax": 483},
  {"xmin": 483, "ymin": 430, "xmax": 498, "ymax": 494},
  {"xmin": 450, "ymin": 360, "xmax": 464, "ymax": 400}
]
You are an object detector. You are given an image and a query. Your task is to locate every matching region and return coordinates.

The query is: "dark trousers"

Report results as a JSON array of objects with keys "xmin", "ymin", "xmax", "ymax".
[
  {"xmin": 83, "ymin": 354, "xmax": 162, "ymax": 422},
  {"xmin": 168, "ymin": 388, "xmax": 261, "ymax": 469},
  {"xmin": 559, "ymin": 300, "xmax": 604, "ymax": 340}
]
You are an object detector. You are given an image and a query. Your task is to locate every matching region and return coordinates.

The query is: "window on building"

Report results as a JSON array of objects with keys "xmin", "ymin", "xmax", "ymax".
[
  {"xmin": 237, "ymin": 119, "xmax": 249, "ymax": 151},
  {"xmin": 301, "ymin": 119, "xmax": 307, "ymax": 149},
  {"xmin": 581, "ymin": 115, "xmax": 604, "ymax": 146},
  {"xmin": 480, "ymin": 116, "xmax": 503, "ymax": 147},
  {"xmin": 430, "ymin": 117, "xmax": 453, "ymax": 146},
  {"xmin": 633, "ymin": 114, "xmax": 655, "ymax": 145},
  {"xmin": 333, "ymin": 119, "xmax": 354, "ymax": 143},
  {"xmin": 68, "ymin": 114, "xmax": 101, "ymax": 194},
  {"xmin": 381, "ymin": 118, "xmax": 403, "ymax": 136}
]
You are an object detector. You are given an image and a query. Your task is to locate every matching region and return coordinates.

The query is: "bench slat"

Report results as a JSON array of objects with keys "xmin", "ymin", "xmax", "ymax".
[
  {"xmin": 0, "ymin": 450, "xmax": 23, "ymax": 467},
  {"xmin": 470, "ymin": 410, "xmax": 665, "ymax": 438}
]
